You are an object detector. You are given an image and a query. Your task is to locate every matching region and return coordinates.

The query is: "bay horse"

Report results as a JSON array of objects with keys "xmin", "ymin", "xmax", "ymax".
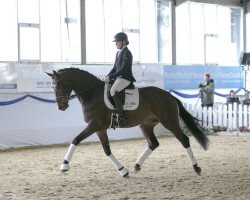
[{"xmin": 46, "ymin": 68, "xmax": 209, "ymax": 177}]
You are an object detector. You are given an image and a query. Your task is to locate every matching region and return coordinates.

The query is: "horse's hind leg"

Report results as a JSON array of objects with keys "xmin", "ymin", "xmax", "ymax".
[
  {"xmin": 135, "ymin": 121, "xmax": 159, "ymax": 173},
  {"xmin": 160, "ymin": 118, "xmax": 201, "ymax": 175},
  {"xmin": 97, "ymin": 131, "xmax": 129, "ymax": 178}
]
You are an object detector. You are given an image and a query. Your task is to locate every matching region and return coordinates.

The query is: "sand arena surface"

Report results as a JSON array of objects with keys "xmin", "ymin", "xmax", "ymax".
[{"xmin": 0, "ymin": 136, "xmax": 249, "ymax": 200}]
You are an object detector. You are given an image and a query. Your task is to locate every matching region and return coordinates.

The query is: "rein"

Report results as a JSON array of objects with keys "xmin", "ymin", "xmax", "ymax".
[
  {"xmin": 53, "ymin": 79, "xmax": 103, "ymax": 101},
  {"xmin": 74, "ymin": 82, "xmax": 103, "ymax": 97}
]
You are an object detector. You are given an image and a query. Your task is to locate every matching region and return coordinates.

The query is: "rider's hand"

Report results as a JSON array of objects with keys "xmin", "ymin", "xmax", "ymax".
[{"xmin": 104, "ymin": 76, "xmax": 110, "ymax": 83}]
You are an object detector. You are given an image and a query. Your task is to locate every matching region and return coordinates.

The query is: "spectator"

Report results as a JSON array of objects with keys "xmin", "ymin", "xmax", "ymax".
[
  {"xmin": 226, "ymin": 90, "xmax": 240, "ymax": 105},
  {"xmin": 241, "ymin": 91, "xmax": 250, "ymax": 105},
  {"xmin": 198, "ymin": 73, "xmax": 215, "ymax": 108}
]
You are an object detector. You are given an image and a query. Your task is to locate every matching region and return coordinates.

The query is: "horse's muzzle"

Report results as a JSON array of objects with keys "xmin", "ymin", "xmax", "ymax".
[
  {"xmin": 56, "ymin": 97, "xmax": 69, "ymax": 111},
  {"xmin": 58, "ymin": 104, "xmax": 69, "ymax": 111}
]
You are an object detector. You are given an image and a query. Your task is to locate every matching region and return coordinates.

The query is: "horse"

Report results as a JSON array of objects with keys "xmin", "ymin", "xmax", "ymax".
[{"xmin": 46, "ymin": 68, "xmax": 209, "ymax": 178}]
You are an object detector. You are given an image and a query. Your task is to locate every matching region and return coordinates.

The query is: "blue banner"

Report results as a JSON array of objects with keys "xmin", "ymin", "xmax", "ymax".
[{"xmin": 164, "ymin": 65, "xmax": 243, "ymax": 90}]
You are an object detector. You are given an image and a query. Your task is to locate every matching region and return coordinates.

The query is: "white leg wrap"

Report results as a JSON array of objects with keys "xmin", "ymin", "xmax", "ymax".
[
  {"xmin": 108, "ymin": 153, "xmax": 123, "ymax": 170},
  {"xmin": 135, "ymin": 147, "xmax": 153, "ymax": 166},
  {"xmin": 60, "ymin": 144, "xmax": 76, "ymax": 172},
  {"xmin": 64, "ymin": 144, "xmax": 76, "ymax": 162},
  {"xmin": 185, "ymin": 147, "xmax": 197, "ymax": 166},
  {"xmin": 108, "ymin": 154, "xmax": 128, "ymax": 177}
]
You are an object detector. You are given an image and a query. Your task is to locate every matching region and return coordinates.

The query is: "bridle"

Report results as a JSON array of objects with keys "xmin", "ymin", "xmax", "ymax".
[{"xmin": 53, "ymin": 79, "xmax": 72, "ymax": 101}]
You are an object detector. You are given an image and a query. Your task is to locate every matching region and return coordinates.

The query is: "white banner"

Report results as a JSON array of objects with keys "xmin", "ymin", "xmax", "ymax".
[
  {"xmin": 133, "ymin": 64, "xmax": 164, "ymax": 89},
  {"xmin": 17, "ymin": 63, "xmax": 59, "ymax": 92},
  {"xmin": 17, "ymin": 63, "xmax": 164, "ymax": 92}
]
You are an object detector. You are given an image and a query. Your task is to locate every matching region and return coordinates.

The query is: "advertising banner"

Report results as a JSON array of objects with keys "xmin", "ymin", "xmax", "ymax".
[
  {"xmin": 0, "ymin": 63, "xmax": 18, "ymax": 93},
  {"xmin": 164, "ymin": 65, "xmax": 244, "ymax": 90},
  {"xmin": 133, "ymin": 64, "xmax": 164, "ymax": 89},
  {"xmin": 17, "ymin": 63, "xmax": 164, "ymax": 92},
  {"xmin": 17, "ymin": 63, "xmax": 62, "ymax": 92}
]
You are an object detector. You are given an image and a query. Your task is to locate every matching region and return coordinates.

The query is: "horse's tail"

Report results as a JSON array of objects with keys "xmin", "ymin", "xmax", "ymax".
[{"xmin": 175, "ymin": 97, "xmax": 210, "ymax": 150}]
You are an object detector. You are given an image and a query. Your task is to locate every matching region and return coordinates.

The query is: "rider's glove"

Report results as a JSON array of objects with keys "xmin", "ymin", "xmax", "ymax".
[{"xmin": 104, "ymin": 76, "xmax": 110, "ymax": 83}]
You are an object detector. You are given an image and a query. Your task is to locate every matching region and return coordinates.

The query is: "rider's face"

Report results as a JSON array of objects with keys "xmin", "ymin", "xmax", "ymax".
[
  {"xmin": 204, "ymin": 75, "xmax": 209, "ymax": 82},
  {"xmin": 115, "ymin": 41, "xmax": 124, "ymax": 50}
]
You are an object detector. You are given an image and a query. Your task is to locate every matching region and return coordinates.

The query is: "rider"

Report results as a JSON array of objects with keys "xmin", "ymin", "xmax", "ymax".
[{"xmin": 104, "ymin": 32, "xmax": 136, "ymax": 125}]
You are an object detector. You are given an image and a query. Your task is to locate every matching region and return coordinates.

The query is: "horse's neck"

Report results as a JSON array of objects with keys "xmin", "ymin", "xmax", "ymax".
[
  {"xmin": 73, "ymin": 79, "xmax": 104, "ymax": 102},
  {"xmin": 71, "ymin": 72, "xmax": 100, "ymax": 91}
]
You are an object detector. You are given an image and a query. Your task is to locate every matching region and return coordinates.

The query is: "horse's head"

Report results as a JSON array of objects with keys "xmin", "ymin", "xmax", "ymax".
[{"xmin": 46, "ymin": 70, "xmax": 73, "ymax": 111}]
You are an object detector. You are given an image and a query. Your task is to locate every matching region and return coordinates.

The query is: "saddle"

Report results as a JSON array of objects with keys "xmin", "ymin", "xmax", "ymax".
[{"xmin": 104, "ymin": 83, "xmax": 139, "ymax": 129}]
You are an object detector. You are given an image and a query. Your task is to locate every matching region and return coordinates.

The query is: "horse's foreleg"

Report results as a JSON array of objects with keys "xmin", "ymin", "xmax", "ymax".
[
  {"xmin": 60, "ymin": 143, "xmax": 76, "ymax": 172},
  {"xmin": 135, "ymin": 123, "xmax": 159, "ymax": 173},
  {"xmin": 60, "ymin": 123, "xmax": 96, "ymax": 173},
  {"xmin": 97, "ymin": 131, "xmax": 129, "ymax": 178}
]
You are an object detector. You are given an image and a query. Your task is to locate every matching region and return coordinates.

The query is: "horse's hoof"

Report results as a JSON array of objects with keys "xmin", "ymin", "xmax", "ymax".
[
  {"xmin": 119, "ymin": 167, "xmax": 129, "ymax": 178},
  {"xmin": 60, "ymin": 163, "xmax": 70, "ymax": 173},
  {"xmin": 134, "ymin": 164, "xmax": 141, "ymax": 173},
  {"xmin": 123, "ymin": 172, "xmax": 129, "ymax": 178},
  {"xmin": 193, "ymin": 164, "xmax": 201, "ymax": 175}
]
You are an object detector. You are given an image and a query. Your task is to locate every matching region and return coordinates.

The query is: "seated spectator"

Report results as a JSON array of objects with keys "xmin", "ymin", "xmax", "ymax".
[
  {"xmin": 226, "ymin": 90, "xmax": 240, "ymax": 105},
  {"xmin": 241, "ymin": 91, "xmax": 250, "ymax": 105}
]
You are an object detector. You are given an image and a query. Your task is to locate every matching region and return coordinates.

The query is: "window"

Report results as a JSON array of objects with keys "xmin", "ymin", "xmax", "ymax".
[
  {"xmin": 18, "ymin": 0, "xmax": 39, "ymax": 23},
  {"xmin": 176, "ymin": 3, "xmax": 190, "ymax": 64},
  {"xmin": 104, "ymin": 0, "xmax": 122, "ymax": 62},
  {"xmin": 18, "ymin": 24, "xmax": 40, "ymax": 61},
  {"xmin": 0, "ymin": 0, "xmax": 171, "ymax": 64},
  {"xmin": 0, "ymin": 0, "xmax": 81, "ymax": 63},
  {"xmin": 157, "ymin": 0, "xmax": 172, "ymax": 63},
  {"xmin": 17, "ymin": 0, "xmax": 40, "ymax": 61},
  {"xmin": 60, "ymin": 0, "xmax": 81, "ymax": 62},
  {"xmin": 122, "ymin": 0, "xmax": 140, "ymax": 62},
  {"xmin": 247, "ymin": 13, "xmax": 250, "ymax": 52},
  {"xmin": 0, "ymin": 0, "xmax": 18, "ymax": 61},
  {"xmin": 85, "ymin": 0, "xmax": 105, "ymax": 63},
  {"xmin": 85, "ymin": 0, "xmax": 172, "ymax": 64},
  {"xmin": 176, "ymin": 2, "xmax": 243, "ymax": 66},
  {"xmin": 40, "ymin": 0, "xmax": 62, "ymax": 62},
  {"xmin": 190, "ymin": 3, "xmax": 204, "ymax": 64}
]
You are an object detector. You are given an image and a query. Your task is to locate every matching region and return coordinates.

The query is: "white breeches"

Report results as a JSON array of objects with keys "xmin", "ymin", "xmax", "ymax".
[{"xmin": 110, "ymin": 78, "xmax": 130, "ymax": 96}]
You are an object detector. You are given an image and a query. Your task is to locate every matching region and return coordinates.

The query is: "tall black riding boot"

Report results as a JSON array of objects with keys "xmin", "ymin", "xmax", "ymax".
[{"xmin": 112, "ymin": 92, "xmax": 128, "ymax": 126}]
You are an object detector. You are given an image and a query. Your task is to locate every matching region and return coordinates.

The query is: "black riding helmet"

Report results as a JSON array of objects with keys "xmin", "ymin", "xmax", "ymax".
[{"xmin": 113, "ymin": 32, "xmax": 129, "ymax": 45}]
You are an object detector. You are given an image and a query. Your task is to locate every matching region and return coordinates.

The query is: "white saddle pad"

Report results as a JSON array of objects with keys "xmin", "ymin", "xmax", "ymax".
[{"xmin": 104, "ymin": 84, "xmax": 139, "ymax": 110}]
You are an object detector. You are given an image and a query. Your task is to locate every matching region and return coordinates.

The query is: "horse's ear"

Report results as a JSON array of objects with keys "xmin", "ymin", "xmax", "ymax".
[
  {"xmin": 53, "ymin": 70, "xmax": 59, "ymax": 77},
  {"xmin": 46, "ymin": 72, "xmax": 53, "ymax": 77}
]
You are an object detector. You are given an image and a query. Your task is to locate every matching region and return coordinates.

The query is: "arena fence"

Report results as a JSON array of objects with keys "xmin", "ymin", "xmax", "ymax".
[{"xmin": 183, "ymin": 102, "xmax": 250, "ymax": 131}]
